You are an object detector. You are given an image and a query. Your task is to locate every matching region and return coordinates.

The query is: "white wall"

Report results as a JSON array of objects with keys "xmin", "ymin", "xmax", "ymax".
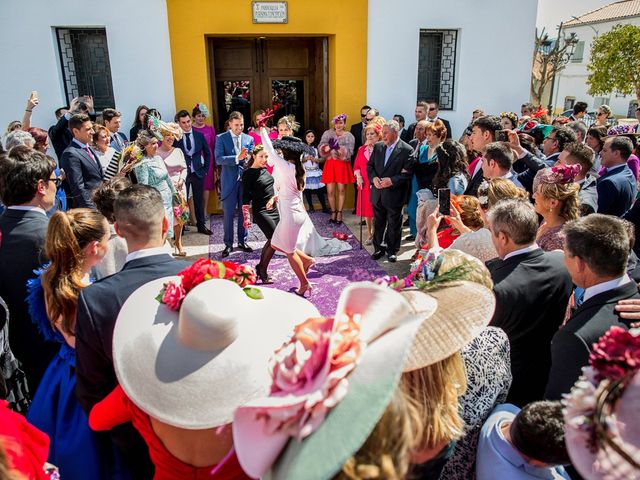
[
  {"xmin": 554, "ymin": 18, "xmax": 640, "ymax": 118},
  {"xmin": 366, "ymin": 0, "xmax": 538, "ymax": 138},
  {"xmin": 0, "ymin": 0, "xmax": 175, "ymax": 148}
]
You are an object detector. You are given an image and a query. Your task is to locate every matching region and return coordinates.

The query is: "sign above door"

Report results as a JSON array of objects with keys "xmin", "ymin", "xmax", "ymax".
[{"xmin": 252, "ymin": 2, "xmax": 288, "ymax": 24}]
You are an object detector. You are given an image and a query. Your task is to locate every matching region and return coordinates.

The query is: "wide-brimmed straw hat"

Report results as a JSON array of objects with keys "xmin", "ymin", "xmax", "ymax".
[
  {"xmin": 112, "ymin": 277, "xmax": 320, "ymax": 429},
  {"xmin": 233, "ymin": 273, "xmax": 495, "ymax": 479}
]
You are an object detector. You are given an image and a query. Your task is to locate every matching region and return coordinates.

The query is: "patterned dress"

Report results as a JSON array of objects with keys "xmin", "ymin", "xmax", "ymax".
[{"xmin": 134, "ymin": 155, "xmax": 177, "ymax": 238}]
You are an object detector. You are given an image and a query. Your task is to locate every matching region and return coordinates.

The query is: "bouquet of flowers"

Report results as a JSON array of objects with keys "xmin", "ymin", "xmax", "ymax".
[
  {"xmin": 118, "ymin": 144, "xmax": 144, "ymax": 176},
  {"xmin": 157, "ymin": 259, "xmax": 260, "ymax": 311},
  {"xmin": 172, "ymin": 191, "xmax": 190, "ymax": 225}
]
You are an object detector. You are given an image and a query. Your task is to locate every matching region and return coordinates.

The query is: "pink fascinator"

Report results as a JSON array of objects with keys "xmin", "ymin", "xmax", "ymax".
[
  {"xmin": 533, "ymin": 164, "xmax": 581, "ymax": 193},
  {"xmin": 332, "ymin": 113, "xmax": 347, "ymax": 124},
  {"xmin": 607, "ymin": 124, "xmax": 637, "ymax": 136}
]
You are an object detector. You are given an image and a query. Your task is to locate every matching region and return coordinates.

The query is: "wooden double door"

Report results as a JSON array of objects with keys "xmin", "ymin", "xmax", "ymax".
[{"xmin": 208, "ymin": 37, "xmax": 328, "ymax": 136}]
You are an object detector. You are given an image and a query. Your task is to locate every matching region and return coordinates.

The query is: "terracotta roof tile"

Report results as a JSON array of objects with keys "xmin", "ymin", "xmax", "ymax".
[{"xmin": 564, "ymin": 0, "xmax": 640, "ymax": 26}]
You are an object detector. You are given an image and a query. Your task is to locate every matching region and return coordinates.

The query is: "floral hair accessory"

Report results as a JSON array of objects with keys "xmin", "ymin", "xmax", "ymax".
[
  {"xmin": 194, "ymin": 102, "xmax": 210, "ymax": 118},
  {"xmin": 518, "ymin": 120, "xmax": 539, "ymax": 132},
  {"xmin": 157, "ymin": 259, "xmax": 260, "ymax": 311},
  {"xmin": 539, "ymin": 164, "xmax": 581, "ymax": 185},
  {"xmin": 500, "ymin": 112, "xmax": 518, "ymax": 126},
  {"xmin": 256, "ymin": 109, "xmax": 275, "ymax": 128},
  {"xmin": 563, "ymin": 326, "xmax": 640, "ymax": 477},
  {"xmin": 477, "ymin": 180, "xmax": 490, "ymax": 208},
  {"xmin": 332, "ymin": 113, "xmax": 347, "ymax": 124},
  {"xmin": 607, "ymin": 124, "xmax": 636, "ymax": 136}
]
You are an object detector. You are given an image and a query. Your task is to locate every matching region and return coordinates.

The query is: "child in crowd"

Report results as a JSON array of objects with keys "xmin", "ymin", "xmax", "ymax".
[
  {"xmin": 302, "ymin": 130, "xmax": 330, "ymax": 213},
  {"xmin": 476, "ymin": 401, "xmax": 571, "ymax": 479}
]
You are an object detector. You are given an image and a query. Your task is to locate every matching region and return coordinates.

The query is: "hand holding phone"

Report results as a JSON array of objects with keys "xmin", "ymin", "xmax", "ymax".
[{"xmin": 438, "ymin": 188, "xmax": 451, "ymax": 216}]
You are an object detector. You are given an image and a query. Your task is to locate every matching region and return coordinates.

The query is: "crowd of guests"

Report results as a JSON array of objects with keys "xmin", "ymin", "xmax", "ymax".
[{"xmin": 0, "ymin": 92, "xmax": 640, "ymax": 480}]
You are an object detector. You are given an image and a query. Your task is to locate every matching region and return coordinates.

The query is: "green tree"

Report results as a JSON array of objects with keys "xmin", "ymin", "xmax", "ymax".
[{"xmin": 587, "ymin": 24, "xmax": 640, "ymax": 101}]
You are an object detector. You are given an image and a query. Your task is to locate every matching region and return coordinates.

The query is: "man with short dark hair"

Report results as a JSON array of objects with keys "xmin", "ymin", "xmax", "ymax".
[
  {"xmin": 542, "ymin": 126, "xmax": 577, "ymax": 166},
  {"xmin": 570, "ymin": 101, "xmax": 588, "ymax": 121},
  {"xmin": 174, "ymin": 109, "xmax": 212, "ymax": 235},
  {"xmin": 214, "ymin": 111, "xmax": 254, "ymax": 255},
  {"xmin": 597, "ymin": 136, "xmax": 637, "ymax": 216},
  {"xmin": 76, "ymin": 184, "xmax": 190, "ymax": 479},
  {"xmin": 60, "ymin": 113, "xmax": 102, "ymax": 208},
  {"xmin": 401, "ymin": 101, "xmax": 429, "ymax": 143},
  {"xmin": 477, "ymin": 400, "xmax": 571, "ymax": 479},
  {"xmin": 426, "ymin": 99, "xmax": 452, "ymax": 139},
  {"xmin": 558, "ymin": 142, "xmax": 597, "ymax": 215},
  {"xmin": 49, "ymin": 95, "xmax": 96, "ymax": 159},
  {"xmin": 102, "ymin": 108, "xmax": 128, "ymax": 152},
  {"xmin": 465, "ymin": 115, "xmax": 501, "ymax": 195},
  {"xmin": 487, "ymin": 199, "xmax": 573, "ymax": 405},
  {"xmin": 566, "ymin": 120, "xmax": 587, "ymax": 143},
  {"xmin": 545, "ymin": 214, "xmax": 638, "ymax": 399},
  {"xmin": 521, "ymin": 103, "xmax": 535, "ymax": 117},
  {"xmin": 0, "ymin": 147, "xmax": 59, "ymax": 391}
]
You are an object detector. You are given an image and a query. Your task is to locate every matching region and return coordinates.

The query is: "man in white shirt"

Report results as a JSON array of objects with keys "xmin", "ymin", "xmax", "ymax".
[{"xmin": 545, "ymin": 214, "xmax": 639, "ymax": 399}]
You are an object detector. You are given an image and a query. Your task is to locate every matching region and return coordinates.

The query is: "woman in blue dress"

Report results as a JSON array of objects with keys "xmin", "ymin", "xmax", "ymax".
[{"xmin": 26, "ymin": 209, "xmax": 126, "ymax": 479}]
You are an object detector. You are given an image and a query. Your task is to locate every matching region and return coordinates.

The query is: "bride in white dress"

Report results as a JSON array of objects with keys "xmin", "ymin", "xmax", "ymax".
[
  {"xmin": 272, "ymin": 117, "xmax": 352, "ymax": 257},
  {"xmin": 260, "ymin": 127, "xmax": 316, "ymax": 296}
]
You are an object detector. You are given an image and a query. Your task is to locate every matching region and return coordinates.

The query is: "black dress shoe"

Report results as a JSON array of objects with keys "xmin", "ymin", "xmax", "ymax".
[
  {"xmin": 238, "ymin": 243, "xmax": 253, "ymax": 253},
  {"xmin": 197, "ymin": 226, "xmax": 213, "ymax": 235},
  {"xmin": 371, "ymin": 250, "xmax": 386, "ymax": 260},
  {"xmin": 221, "ymin": 246, "xmax": 233, "ymax": 258},
  {"xmin": 404, "ymin": 234, "xmax": 416, "ymax": 241},
  {"xmin": 387, "ymin": 254, "xmax": 397, "ymax": 263},
  {"xmin": 402, "ymin": 218, "xmax": 410, "ymax": 227}
]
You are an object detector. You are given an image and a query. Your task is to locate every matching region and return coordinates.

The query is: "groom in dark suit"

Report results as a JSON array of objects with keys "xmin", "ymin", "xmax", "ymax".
[
  {"xmin": 174, "ymin": 110, "xmax": 212, "ymax": 235},
  {"xmin": 76, "ymin": 185, "xmax": 189, "ymax": 479},
  {"xmin": 545, "ymin": 215, "xmax": 639, "ymax": 400},
  {"xmin": 60, "ymin": 113, "xmax": 103, "ymax": 208},
  {"xmin": 597, "ymin": 136, "xmax": 637, "ymax": 216},
  {"xmin": 367, "ymin": 120, "xmax": 414, "ymax": 262},
  {"xmin": 0, "ymin": 147, "xmax": 59, "ymax": 391},
  {"xmin": 486, "ymin": 199, "xmax": 573, "ymax": 406}
]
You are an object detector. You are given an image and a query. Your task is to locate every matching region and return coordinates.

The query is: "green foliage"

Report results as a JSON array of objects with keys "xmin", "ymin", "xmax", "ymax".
[{"xmin": 587, "ymin": 24, "xmax": 640, "ymax": 100}]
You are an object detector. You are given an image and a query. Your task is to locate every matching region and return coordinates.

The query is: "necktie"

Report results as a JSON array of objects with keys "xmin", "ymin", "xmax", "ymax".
[
  {"xmin": 235, "ymin": 135, "xmax": 241, "ymax": 153},
  {"xmin": 574, "ymin": 287, "xmax": 585, "ymax": 307},
  {"xmin": 112, "ymin": 134, "xmax": 121, "ymax": 148},
  {"xmin": 185, "ymin": 132, "xmax": 192, "ymax": 152}
]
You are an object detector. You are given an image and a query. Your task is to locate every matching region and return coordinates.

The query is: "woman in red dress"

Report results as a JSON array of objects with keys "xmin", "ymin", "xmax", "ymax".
[
  {"xmin": 353, "ymin": 122, "xmax": 382, "ymax": 244},
  {"xmin": 319, "ymin": 113, "xmax": 355, "ymax": 224}
]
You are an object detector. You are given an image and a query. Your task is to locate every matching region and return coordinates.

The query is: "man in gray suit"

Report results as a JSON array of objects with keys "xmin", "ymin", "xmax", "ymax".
[{"xmin": 0, "ymin": 146, "xmax": 59, "ymax": 390}]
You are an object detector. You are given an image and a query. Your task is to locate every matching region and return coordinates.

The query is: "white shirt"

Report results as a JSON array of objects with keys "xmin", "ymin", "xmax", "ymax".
[
  {"xmin": 583, "ymin": 274, "xmax": 632, "ymax": 303},
  {"xmin": 7, "ymin": 205, "xmax": 47, "ymax": 216},
  {"xmin": 503, "ymin": 244, "xmax": 540, "ymax": 261},
  {"xmin": 384, "ymin": 139, "xmax": 399, "ymax": 166},
  {"xmin": 125, "ymin": 246, "xmax": 171, "ymax": 264}
]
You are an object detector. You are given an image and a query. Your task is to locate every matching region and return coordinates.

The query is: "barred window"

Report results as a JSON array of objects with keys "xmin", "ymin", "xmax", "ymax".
[
  {"xmin": 55, "ymin": 28, "xmax": 115, "ymax": 111},
  {"xmin": 417, "ymin": 29, "xmax": 458, "ymax": 110}
]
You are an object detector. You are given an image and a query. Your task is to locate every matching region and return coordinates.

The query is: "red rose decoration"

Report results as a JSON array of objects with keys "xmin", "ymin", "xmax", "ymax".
[
  {"xmin": 222, "ymin": 261, "xmax": 238, "ymax": 280},
  {"xmin": 232, "ymin": 264, "xmax": 257, "ymax": 288},
  {"xmin": 589, "ymin": 326, "xmax": 640, "ymax": 382},
  {"xmin": 161, "ymin": 281, "xmax": 186, "ymax": 311}
]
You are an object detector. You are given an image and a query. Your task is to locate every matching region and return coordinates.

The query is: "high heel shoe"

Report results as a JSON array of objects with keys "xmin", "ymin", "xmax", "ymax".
[
  {"xmin": 329, "ymin": 211, "xmax": 337, "ymax": 224},
  {"xmin": 294, "ymin": 282, "xmax": 313, "ymax": 297},
  {"xmin": 255, "ymin": 264, "xmax": 273, "ymax": 285},
  {"xmin": 336, "ymin": 210, "xmax": 343, "ymax": 225}
]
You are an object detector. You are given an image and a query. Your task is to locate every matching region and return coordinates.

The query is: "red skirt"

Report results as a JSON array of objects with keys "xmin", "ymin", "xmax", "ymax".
[{"xmin": 322, "ymin": 158, "xmax": 355, "ymax": 185}]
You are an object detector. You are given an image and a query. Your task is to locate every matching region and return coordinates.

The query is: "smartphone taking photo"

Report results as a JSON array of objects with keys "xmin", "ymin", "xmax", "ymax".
[{"xmin": 438, "ymin": 188, "xmax": 451, "ymax": 216}]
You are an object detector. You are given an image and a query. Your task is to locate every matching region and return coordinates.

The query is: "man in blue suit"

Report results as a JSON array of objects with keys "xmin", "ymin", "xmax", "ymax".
[
  {"xmin": 174, "ymin": 110, "xmax": 212, "ymax": 235},
  {"xmin": 215, "ymin": 111, "xmax": 254, "ymax": 257},
  {"xmin": 597, "ymin": 136, "xmax": 637, "ymax": 217},
  {"xmin": 103, "ymin": 108, "xmax": 128, "ymax": 152},
  {"xmin": 60, "ymin": 113, "xmax": 103, "ymax": 209}
]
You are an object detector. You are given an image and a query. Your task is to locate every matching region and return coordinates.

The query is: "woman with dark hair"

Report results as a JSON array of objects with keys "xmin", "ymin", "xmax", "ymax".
[
  {"xmin": 129, "ymin": 105, "xmax": 149, "ymax": 141},
  {"xmin": 259, "ymin": 127, "xmax": 316, "ymax": 296},
  {"xmin": 242, "ymin": 144, "xmax": 279, "ymax": 283},
  {"xmin": 302, "ymin": 129, "xmax": 328, "ymax": 213},
  {"xmin": 586, "ymin": 125, "xmax": 607, "ymax": 171},
  {"xmin": 26, "ymin": 128, "xmax": 49, "ymax": 154},
  {"xmin": 26, "ymin": 209, "xmax": 123, "ymax": 479},
  {"xmin": 433, "ymin": 140, "xmax": 469, "ymax": 194},
  {"xmin": 92, "ymin": 124, "xmax": 119, "ymax": 176},
  {"xmin": 192, "ymin": 103, "xmax": 219, "ymax": 215},
  {"xmin": 500, "ymin": 112, "xmax": 518, "ymax": 130}
]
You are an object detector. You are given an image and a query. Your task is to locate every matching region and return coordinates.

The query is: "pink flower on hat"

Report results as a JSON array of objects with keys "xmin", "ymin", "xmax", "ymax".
[
  {"xmin": 258, "ymin": 314, "xmax": 362, "ymax": 440},
  {"xmin": 589, "ymin": 326, "xmax": 640, "ymax": 382},
  {"xmin": 161, "ymin": 281, "xmax": 186, "ymax": 311},
  {"xmin": 232, "ymin": 264, "xmax": 257, "ymax": 288}
]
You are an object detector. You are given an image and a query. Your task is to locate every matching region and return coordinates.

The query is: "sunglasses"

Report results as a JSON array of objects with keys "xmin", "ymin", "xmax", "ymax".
[
  {"xmin": 48, "ymin": 177, "xmax": 63, "ymax": 188},
  {"xmin": 597, "ymin": 112, "xmax": 605, "ymax": 116},
  {"xmin": 428, "ymin": 107, "xmax": 437, "ymax": 111}
]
